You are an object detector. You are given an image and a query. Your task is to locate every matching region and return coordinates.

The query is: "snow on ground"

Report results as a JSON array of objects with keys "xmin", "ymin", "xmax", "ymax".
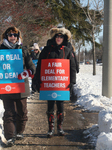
[
  {"xmin": 73, "ymin": 64, "xmax": 112, "ymax": 150},
  {"xmin": 0, "ymin": 100, "xmax": 5, "ymax": 145},
  {"xmin": 0, "ymin": 100, "xmax": 4, "ymax": 134},
  {"xmin": 0, "ymin": 64, "xmax": 112, "ymax": 149}
]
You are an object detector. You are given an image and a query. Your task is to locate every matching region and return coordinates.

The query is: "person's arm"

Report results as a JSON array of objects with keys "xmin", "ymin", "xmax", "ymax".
[
  {"xmin": 69, "ymin": 51, "xmax": 76, "ymax": 84},
  {"xmin": 23, "ymin": 49, "xmax": 36, "ymax": 75},
  {"xmin": 73, "ymin": 52, "xmax": 79, "ymax": 73},
  {"xmin": 33, "ymin": 47, "xmax": 48, "ymax": 92}
]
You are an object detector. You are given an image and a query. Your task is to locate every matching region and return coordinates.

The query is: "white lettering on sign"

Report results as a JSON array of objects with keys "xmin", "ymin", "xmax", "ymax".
[
  {"xmin": 0, "ymin": 55, "xmax": 4, "ymax": 61},
  {"xmin": 41, "ymin": 76, "xmax": 68, "ymax": 81},
  {"xmin": 56, "ymin": 69, "xmax": 65, "ymax": 74},
  {"xmin": 5, "ymin": 72, "xmax": 18, "ymax": 79},
  {"xmin": 3, "ymin": 64, "xmax": 11, "ymax": 70},
  {"xmin": 0, "ymin": 73, "xmax": 3, "ymax": 79},
  {"xmin": 6, "ymin": 54, "xmax": 21, "ymax": 60},
  {"xmin": 52, "ymin": 62, "xmax": 62, "ymax": 67},
  {"xmin": 45, "ymin": 69, "xmax": 55, "ymax": 74},
  {"xmin": 44, "ymin": 83, "xmax": 65, "ymax": 88},
  {"xmin": 48, "ymin": 63, "xmax": 51, "ymax": 67}
]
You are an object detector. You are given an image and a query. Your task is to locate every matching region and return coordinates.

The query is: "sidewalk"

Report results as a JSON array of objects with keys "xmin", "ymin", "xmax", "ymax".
[{"xmin": 1, "ymin": 92, "xmax": 98, "ymax": 150}]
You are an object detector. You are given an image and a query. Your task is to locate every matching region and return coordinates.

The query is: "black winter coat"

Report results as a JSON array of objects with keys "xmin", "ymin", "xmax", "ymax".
[
  {"xmin": 0, "ymin": 44, "xmax": 36, "ymax": 100},
  {"xmin": 34, "ymin": 45, "xmax": 76, "ymax": 88},
  {"xmin": 66, "ymin": 42, "xmax": 79, "ymax": 73},
  {"xmin": 30, "ymin": 51, "xmax": 40, "ymax": 60},
  {"xmin": 47, "ymin": 39, "xmax": 79, "ymax": 73}
]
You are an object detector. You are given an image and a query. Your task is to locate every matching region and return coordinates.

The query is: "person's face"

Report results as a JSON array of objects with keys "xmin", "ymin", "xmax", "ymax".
[
  {"xmin": 34, "ymin": 49, "xmax": 39, "ymax": 53},
  {"xmin": 7, "ymin": 32, "xmax": 18, "ymax": 44},
  {"xmin": 55, "ymin": 34, "xmax": 64, "ymax": 45}
]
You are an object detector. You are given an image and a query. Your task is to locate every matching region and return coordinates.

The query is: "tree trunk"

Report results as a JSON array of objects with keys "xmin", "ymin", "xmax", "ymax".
[
  {"xmin": 92, "ymin": 25, "xmax": 96, "ymax": 75},
  {"xmin": 78, "ymin": 46, "xmax": 81, "ymax": 68}
]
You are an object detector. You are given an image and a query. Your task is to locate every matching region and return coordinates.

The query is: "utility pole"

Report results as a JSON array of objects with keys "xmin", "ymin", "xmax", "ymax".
[{"xmin": 102, "ymin": 0, "xmax": 112, "ymax": 98}]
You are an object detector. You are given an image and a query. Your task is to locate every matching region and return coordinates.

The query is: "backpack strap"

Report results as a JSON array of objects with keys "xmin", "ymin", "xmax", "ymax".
[{"xmin": 60, "ymin": 46, "xmax": 65, "ymax": 59}]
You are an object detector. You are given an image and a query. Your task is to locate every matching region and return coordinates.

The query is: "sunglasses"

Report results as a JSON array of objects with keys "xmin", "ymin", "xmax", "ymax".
[
  {"xmin": 56, "ymin": 34, "xmax": 64, "ymax": 39},
  {"xmin": 34, "ymin": 49, "xmax": 38, "ymax": 51},
  {"xmin": 7, "ymin": 33, "xmax": 18, "ymax": 37}
]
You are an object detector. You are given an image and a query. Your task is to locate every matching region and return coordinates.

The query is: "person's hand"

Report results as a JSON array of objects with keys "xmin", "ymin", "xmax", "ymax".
[
  {"xmin": 18, "ymin": 69, "xmax": 34, "ymax": 80},
  {"xmin": 67, "ymin": 83, "xmax": 74, "ymax": 97},
  {"xmin": 67, "ymin": 83, "xmax": 74, "ymax": 90},
  {"xmin": 30, "ymin": 68, "xmax": 35, "ymax": 75}
]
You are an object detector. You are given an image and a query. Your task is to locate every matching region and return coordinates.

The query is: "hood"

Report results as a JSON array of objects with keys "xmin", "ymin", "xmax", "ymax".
[{"xmin": 49, "ymin": 27, "xmax": 71, "ymax": 40}]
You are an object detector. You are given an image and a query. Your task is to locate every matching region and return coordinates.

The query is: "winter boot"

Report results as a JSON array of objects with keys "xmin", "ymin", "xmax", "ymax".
[
  {"xmin": 16, "ymin": 133, "xmax": 24, "ymax": 140},
  {"xmin": 5, "ymin": 138, "xmax": 15, "ymax": 147},
  {"xmin": 47, "ymin": 112, "xmax": 55, "ymax": 138},
  {"xmin": 57, "ymin": 112, "xmax": 65, "ymax": 136}
]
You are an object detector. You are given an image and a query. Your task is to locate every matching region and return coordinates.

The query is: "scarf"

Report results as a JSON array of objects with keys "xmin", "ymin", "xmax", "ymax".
[{"xmin": 3, "ymin": 38, "xmax": 22, "ymax": 49}]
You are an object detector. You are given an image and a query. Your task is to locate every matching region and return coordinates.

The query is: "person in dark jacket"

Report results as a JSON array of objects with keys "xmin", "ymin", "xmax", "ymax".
[
  {"xmin": 34, "ymin": 27, "xmax": 76, "ymax": 138},
  {"xmin": 47, "ymin": 27, "xmax": 79, "ymax": 74},
  {"xmin": 30, "ymin": 43, "xmax": 41, "ymax": 94},
  {"xmin": 0, "ymin": 27, "xmax": 36, "ymax": 147},
  {"xmin": 30, "ymin": 43, "xmax": 41, "ymax": 60},
  {"xmin": 46, "ymin": 27, "xmax": 79, "ymax": 100}
]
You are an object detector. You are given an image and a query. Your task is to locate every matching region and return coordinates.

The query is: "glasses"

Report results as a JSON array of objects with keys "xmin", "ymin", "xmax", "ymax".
[
  {"xmin": 34, "ymin": 49, "xmax": 38, "ymax": 51},
  {"xmin": 56, "ymin": 34, "xmax": 64, "ymax": 39},
  {"xmin": 7, "ymin": 33, "xmax": 18, "ymax": 37}
]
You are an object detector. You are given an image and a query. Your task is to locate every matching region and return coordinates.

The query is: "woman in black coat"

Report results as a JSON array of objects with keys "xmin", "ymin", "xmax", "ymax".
[
  {"xmin": 0, "ymin": 27, "xmax": 35, "ymax": 147},
  {"xmin": 34, "ymin": 27, "xmax": 76, "ymax": 137}
]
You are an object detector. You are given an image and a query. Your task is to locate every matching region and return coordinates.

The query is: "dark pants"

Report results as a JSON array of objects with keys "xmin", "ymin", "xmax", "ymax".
[
  {"xmin": 2, "ymin": 98, "xmax": 28, "ymax": 140},
  {"xmin": 31, "ymin": 77, "xmax": 37, "ymax": 92},
  {"xmin": 47, "ymin": 100, "xmax": 64, "ymax": 113}
]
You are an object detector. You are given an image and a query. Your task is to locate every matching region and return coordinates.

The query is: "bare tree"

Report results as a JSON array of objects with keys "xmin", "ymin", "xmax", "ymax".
[
  {"xmin": 72, "ymin": 39, "xmax": 84, "ymax": 67},
  {"xmin": 0, "ymin": 0, "xmax": 55, "ymax": 46},
  {"xmin": 75, "ymin": 0, "xmax": 104, "ymax": 75}
]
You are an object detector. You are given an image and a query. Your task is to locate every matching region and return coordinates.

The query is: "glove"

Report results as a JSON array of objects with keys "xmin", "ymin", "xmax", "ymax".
[
  {"xmin": 18, "ymin": 69, "xmax": 34, "ymax": 80},
  {"xmin": 67, "ymin": 83, "xmax": 74, "ymax": 96},
  {"xmin": 30, "ymin": 68, "xmax": 35, "ymax": 75}
]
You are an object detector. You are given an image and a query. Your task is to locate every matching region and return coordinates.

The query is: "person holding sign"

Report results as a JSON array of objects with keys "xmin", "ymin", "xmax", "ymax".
[
  {"xmin": 47, "ymin": 26, "xmax": 79, "ymax": 100},
  {"xmin": 34, "ymin": 27, "xmax": 76, "ymax": 137},
  {"xmin": 0, "ymin": 27, "xmax": 36, "ymax": 147}
]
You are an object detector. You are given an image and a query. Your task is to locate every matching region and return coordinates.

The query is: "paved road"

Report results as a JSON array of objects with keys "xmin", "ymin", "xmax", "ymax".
[{"xmin": 0, "ymin": 93, "xmax": 98, "ymax": 150}]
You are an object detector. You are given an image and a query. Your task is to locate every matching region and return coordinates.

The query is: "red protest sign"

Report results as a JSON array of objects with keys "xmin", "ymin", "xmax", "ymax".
[{"xmin": 40, "ymin": 59, "xmax": 70, "ymax": 91}]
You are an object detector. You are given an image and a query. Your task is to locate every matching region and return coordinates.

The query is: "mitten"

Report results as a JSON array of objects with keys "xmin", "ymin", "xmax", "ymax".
[
  {"xmin": 67, "ymin": 83, "xmax": 74, "ymax": 97},
  {"xmin": 18, "ymin": 69, "xmax": 34, "ymax": 80}
]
